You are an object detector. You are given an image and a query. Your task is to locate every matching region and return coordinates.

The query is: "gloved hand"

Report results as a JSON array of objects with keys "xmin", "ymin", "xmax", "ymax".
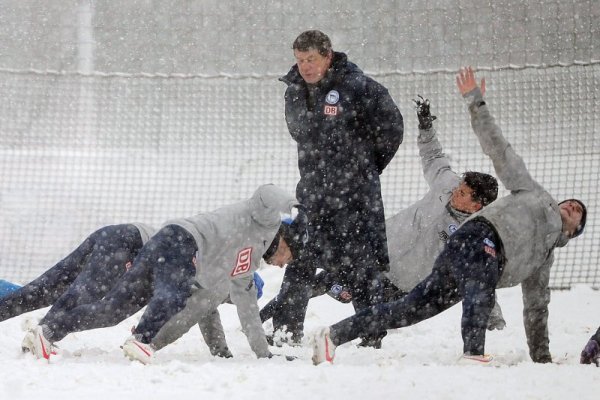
[
  {"xmin": 413, "ymin": 95, "xmax": 437, "ymax": 130},
  {"xmin": 486, "ymin": 316, "xmax": 506, "ymax": 331},
  {"xmin": 486, "ymin": 303, "xmax": 506, "ymax": 331},
  {"xmin": 580, "ymin": 338, "xmax": 600, "ymax": 366},
  {"xmin": 327, "ymin": 283, "xmax": 353, "ymax": 303},
  {"xmin": 210, "ymin": 345, "xmax": 233, "ymax": 358}
]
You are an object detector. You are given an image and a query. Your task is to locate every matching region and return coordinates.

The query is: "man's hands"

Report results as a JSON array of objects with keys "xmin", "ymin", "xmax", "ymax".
[
  {"xmin": 413, "ymin": 95, "xmax": 437, "ymax": 130},
  {"xmin": 456, "ymin": 66, "xmax": 486, "ymax": 97}
]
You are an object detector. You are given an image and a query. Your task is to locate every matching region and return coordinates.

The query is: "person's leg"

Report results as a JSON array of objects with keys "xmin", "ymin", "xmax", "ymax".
[
  {"xmin": 132, "ymin": 225, "xmax": 197, "ymax": 344},
  {"xmin": 451, "ymin": 220, "xmax": 503, "ymax": 356},
  {"xmin": 380, "ymin": 275, "xmax": 407, "ymax": 303},
  {"xmin": 265, "ymin": 249, "xmax": 317, "ymax": 343},
  {"xmin": 328, "ymin": 237, "xmax": 464, "ymax": 347},
  {"xmin": 0, "ymin": 228, "xmax": 100, "ymax": 322},
  {"xmin": 40, "ymin": 244, "xmax": 155, "ymax": 342},
  {"xmin": 42, "ymin": 224, "xmax": 144, "ymax": 322}
]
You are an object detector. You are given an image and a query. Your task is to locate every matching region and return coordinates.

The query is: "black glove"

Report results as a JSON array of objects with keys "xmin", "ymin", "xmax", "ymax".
[
  {"xmin": 413, "ymin": 95, "xmax": 437, "ymax": 130},
  {"xmin": 580, "ymin": 338, "xmax": 600, "ymax": 366}
]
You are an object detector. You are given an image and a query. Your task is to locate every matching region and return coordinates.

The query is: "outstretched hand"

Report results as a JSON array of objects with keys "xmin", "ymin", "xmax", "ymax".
[{"xmin": 456, "ymin": 66, "xmax": 486, "ymax": 97}]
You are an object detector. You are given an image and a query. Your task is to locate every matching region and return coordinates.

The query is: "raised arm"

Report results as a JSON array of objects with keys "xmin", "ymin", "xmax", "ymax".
[
  {"xmin": 456, "ymin": 67, "xmax": 538, "ymax": 192},
  {"xmin": 414, "ymin": 96, "xmax": 459, "ymax": 189}
]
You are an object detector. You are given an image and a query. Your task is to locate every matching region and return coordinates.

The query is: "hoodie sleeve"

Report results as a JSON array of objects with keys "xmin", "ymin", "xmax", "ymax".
[
  {"xmin": 229, "ymin": 274, "xmax": 271, "ymax": 358},
  {"xmin": 197, "ymin": 308, "xmax": 232, "ymax": 357},
  {"xmin": 464, "ymin": 87, "xmax": 537, "ymax": 193},
  {"xmin": 521, "ymin": 253, "xmax": 553, "ymax": 363},
  {"xmin": 150, "ymin": 286, "xmax": 222, "ymax": 351},
  {"xmin": 364, "ymin": 79, "xmax": 404, "ymax": 174},
  {"xmin": 417, "ymin": 127, "xmax": 459, "ymax": 190}
]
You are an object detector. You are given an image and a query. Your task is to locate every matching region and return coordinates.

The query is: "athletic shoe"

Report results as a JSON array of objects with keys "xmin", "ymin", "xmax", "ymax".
[
  {"xmin": 311, "ymin": 327, "xmax": 336, "ymax": 365},
  {"xmin": 122, "ymin": 335, "xmax": 155, "ymax": 364},
  {"xmin": 457, "ymin": 353, "xmax": 496, "ymax": 366},
  {"xmin": 21, "ymin": 330, "xmax": 34, "ymax": 353},
  {"xmin": 28, "ymin": 325, "xmax": 56, "ymax": 360}
]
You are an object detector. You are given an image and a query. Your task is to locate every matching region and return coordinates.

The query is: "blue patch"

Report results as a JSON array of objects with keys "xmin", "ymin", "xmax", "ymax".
[
  {"xmin": 330, "ymin": 284, "xmax": 343, "ymax": 295},
  {"xmin": 448, "ymin": 224, "xmax": 458, "ymax": 233},
  {"xmin": 483, "ymin": 238, "xmax": 496, "ymax": 248}
]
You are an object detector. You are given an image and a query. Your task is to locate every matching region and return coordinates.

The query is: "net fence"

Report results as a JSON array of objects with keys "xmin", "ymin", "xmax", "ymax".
[{"xmin": 0, "ymin": 63, "xmax": 598, "ymax": 288}]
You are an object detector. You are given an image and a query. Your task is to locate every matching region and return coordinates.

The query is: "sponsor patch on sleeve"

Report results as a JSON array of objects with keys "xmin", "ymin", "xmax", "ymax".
[
  {"xmin": 231, "ymin": 247, "xmax": 253, "ymax": 277},
  {"xmin": 483, "ymin": 238, "xmax": 496, "ymax": 257}
]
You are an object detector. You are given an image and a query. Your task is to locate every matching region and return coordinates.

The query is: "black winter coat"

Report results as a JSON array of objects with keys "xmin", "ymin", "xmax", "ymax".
[{"xmin": 280, "ymin": 52, "xmax": 404, "ymax": 272}]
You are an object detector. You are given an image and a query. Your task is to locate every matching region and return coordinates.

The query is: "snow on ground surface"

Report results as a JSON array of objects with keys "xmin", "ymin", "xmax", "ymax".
[{"xmin": 1, "ymin": 266, "xmax": 598, "ymax": 400}]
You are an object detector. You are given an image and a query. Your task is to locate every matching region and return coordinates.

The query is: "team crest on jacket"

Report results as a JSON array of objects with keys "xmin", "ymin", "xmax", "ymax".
[
  {"xmin": 324, "ymin": 90, "xmax": 339, "ymax": 116},
  {"xmin": 231, "ymin": 247, "xmax": 253, "ymax": 276},
  {"xmin": 325, "ymin": 90, "xmax": 340, "ymax": 104}
]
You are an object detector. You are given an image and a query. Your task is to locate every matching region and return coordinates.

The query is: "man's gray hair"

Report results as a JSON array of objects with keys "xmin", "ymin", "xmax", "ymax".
[{"xmin": 292, "ymin": 30, "xmax": 332, "ymax": 56}]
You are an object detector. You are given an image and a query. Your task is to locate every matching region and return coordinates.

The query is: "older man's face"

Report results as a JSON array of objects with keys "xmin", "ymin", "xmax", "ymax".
[{"xmin": 294, "ymin": 48, "xmax": 332, "ymax": 84}]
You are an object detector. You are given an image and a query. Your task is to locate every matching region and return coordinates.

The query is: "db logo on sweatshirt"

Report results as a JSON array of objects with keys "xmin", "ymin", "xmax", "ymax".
[{"xmin": 231, "ymin": 247, "xmax": 253, "ymax": 277}]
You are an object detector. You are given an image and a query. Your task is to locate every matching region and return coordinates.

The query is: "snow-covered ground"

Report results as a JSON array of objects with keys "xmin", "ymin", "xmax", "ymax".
[{"xmin": 1, "ymin": 266, "xmax": 598, "ymax": 400}]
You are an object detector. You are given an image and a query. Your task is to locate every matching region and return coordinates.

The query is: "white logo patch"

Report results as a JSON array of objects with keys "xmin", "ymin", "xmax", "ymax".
[
  {"xmin": 448, "ymin": 224, "xmax": 458, "ymax": 233},
  {"xmin": 325, "ymin": 90, "xmax": 340, "ymax": 105}
]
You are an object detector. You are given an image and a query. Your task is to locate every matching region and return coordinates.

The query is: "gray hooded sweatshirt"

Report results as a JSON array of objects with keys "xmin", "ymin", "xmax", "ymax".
[
  {"xmin": 153, "ymin": 184, "xmax": 298, "ymax": 358},
  {"xmin": 463, "ymin": 87, "xmax": 570, "ymax": 362},
  {"xmin": 385, "ymin": 127, "xmax": 466, "ymax": 291}
]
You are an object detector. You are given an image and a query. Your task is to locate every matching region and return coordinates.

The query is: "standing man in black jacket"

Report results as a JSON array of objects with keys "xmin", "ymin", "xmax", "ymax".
[{"xmin": 267, "ymin": 30, "xmax": 404, "ymax": 344}]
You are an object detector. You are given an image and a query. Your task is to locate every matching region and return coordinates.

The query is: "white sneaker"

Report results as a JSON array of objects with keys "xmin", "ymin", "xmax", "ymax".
[
  {"xmin": 28, "ymin": 325, "xmax": 56, "ymax": 360},
  {"xmin": 458, "ymin": 353, "xmax": 496, "ymax": 366},
  {"xmin": 122, "ymin": 335, "xmax": 155, "ymax": 364},
  {"xmin": 21, "ymin": 330, "xmax": 35, "ymax": 353},
  {"xmin": 311, "ymin": 327, "xmax": 336, "ymax": 365}
]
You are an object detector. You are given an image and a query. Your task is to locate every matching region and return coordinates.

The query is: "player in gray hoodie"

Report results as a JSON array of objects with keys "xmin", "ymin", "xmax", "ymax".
[
  {"xmin": 312, "ymin": 67, "xmax": 587, "ymax": 365},
  {"xmin": 25, "ymin": 184, "xmax": 307, "ymax": 363}
]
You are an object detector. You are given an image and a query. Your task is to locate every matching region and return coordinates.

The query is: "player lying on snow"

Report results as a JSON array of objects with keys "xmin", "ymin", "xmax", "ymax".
[
  {"xmin": 22, "ymin": 184, "xmax": 308, "ymax": 363},
  {"xmin": 0, "ymin": 222, "xmax": 263, "ymax": 357},
  {"xmin": 311, "ymin": 67, "xmax": 587, "ymax": 366},
  {"xmin": 260, "ymin": 96, "xmax": 506, "ymax": 348}
]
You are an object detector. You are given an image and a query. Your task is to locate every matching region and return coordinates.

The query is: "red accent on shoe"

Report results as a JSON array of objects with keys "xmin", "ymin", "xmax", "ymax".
[
  {"xmin": 133, "ymin": 341, "xmax": 152, "ymax": 357},
  {"xmin": 325, "ymin": 336, "xmax": 334, "ymax": 363},
  {"xmin": 39, "ymin": 336, "xmax": 51, "ymax": 360}
]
